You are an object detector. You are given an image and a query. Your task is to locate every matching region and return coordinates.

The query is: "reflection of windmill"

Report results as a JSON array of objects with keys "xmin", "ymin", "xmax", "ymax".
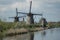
[
  {"xmin": 18, "ymin": 1, "xmax": 42, "ymax": 24},
  {"xmin": 41, "ymin": 31, "xmax": 46, "ymax": 40},
  {"xmin": 9, "ymin": 8, "xmax": 26, "ymax": 22}
]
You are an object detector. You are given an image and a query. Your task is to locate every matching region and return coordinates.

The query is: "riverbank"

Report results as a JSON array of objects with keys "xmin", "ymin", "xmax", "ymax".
[{"xmin": 4, "ymin": 27, "xmax": 46, "ymax": 37}]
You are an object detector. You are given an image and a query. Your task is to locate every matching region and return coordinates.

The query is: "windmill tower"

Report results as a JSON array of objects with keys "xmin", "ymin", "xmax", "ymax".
[
  {"xmin": 18, "ymin": 0, "xmax": 42, "ymax": 24},
  {"xmin": 9, "ymin": 8, "xmax": 26, "ymax": 22}
]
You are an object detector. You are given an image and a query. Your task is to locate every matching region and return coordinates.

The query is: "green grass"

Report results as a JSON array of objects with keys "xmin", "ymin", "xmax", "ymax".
[{"xmin": 0, "ymin": 19, "xmax": 60, "ymax": 37}]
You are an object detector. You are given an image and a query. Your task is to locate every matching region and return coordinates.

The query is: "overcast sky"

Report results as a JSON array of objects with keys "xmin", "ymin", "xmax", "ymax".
[{"xmin": 0, "ymin": 0, "xmax": 60, "ymax": 22}]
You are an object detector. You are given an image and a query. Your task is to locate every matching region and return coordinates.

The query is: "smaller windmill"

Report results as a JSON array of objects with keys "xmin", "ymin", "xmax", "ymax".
[{"xmin": 9, "ymin": 8, "xmax": 26, "ymax": 22}]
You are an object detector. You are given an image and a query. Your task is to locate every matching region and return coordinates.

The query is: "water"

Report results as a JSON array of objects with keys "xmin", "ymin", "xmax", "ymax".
[
  {"xmin": 2, "ymin": 28, "xmax": 60, "ymax": 40},
  {"xmin": 3, "ymin": 34, "xmax": 30, "ymax": 40},
  {"xmin": 34, "ymin": 28, "xmax": 60, "ymax": 40}
]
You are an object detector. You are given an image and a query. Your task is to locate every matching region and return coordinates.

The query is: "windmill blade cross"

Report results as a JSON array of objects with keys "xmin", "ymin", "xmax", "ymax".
[
  {"xmin": 32, "ymin": 14, "xmax": 43, "ymax": 16},
  {"xmin": 18, "ymin": 16, "xmax": 26, "ymax": 18},
  {"xmin": 18, "ymin": 12, "xmax": 28, "ymax": 14},
  {"xmin": 29, "ymin": 0, "xmax": 32, "ymax": 13},
  {"xmin": 16, "ymin": 8, "xmax": 18, "ymax": 16},
  {"xmin": 9, "ymin": 17, "xmax": 15, "ymax": 18}
]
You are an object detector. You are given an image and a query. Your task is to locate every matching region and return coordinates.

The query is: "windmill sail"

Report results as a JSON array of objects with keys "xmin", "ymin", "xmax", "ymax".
[
  {"xmin": 18, "ymin": 12, "xmax": 28, "ymax": 14},
  {"xmin": 32, "ymin": 14, "xmax": 43, "ymax": 16},
  {"xmin": 17, "ymin": 0, "xmax": 43, "ymax": 24},
  {"xmin": 16, "ymin": 8, "xmax": 18, "ymax": 16},
  {"xmin": 29, "ymin": 1, "xmax": 32, "ymax": 13}
]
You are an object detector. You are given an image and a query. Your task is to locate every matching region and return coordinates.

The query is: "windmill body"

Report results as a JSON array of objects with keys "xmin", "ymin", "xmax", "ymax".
[
  {"xmin": 14, "ymin": 16, "xmax": 19, "ymax": 22},
  {"xmin": 27, "ymin": 13, "xmax": 34, "ymax": 24}
]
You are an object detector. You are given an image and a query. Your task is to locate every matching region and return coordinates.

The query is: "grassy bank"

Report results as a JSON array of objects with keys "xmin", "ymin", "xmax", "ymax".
[
  {"xmin": 0, "ymin": 20, "xmax": 60, "ymax": 37},
  {"xmin": 48, "ymin": 22, "xmax": 60, "ymax": 28},
  {"xmin": 0, "ymin": 21, "xmax": 42, "ymax": 37}
]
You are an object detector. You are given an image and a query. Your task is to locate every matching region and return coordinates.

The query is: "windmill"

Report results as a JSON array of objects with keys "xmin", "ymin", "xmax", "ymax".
[
  {"xmin": 18, "ymin": 0, "xmax": 43, "ymax": 24},
  {"xmin": 9, "ymin": 8, "xmax": 26, "ymax": 22}
]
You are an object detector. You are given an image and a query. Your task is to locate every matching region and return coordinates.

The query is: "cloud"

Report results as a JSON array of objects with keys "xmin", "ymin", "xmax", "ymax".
[
  {"xmin": 0, "ymin": 7, "xmax": 6, "ymax": 12},
  {"xmin": 0, "ymin": 0, "xmax": 60, "ymax": 22},
  {"xmin": 0, "ymin": 0, "xmax": 60, "ymax": 12},
  {"xmin": 0, "ymin": 0, "xmax": 25, "ymax": 5}
]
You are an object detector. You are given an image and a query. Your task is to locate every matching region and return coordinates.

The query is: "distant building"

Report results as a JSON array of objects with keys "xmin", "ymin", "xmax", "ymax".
[{"xmin": 39, "ymin": 18, "xmax": 47, "ymax": 28}]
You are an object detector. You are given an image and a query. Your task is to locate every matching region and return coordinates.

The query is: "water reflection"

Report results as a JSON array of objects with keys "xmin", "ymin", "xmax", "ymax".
[
  {"xmin": 2, "ymin": 32, "xmax": 34, "ymax": 40},
  {"xmin": 41, "ymin": 31, "xmax": 46, "ymax": 37},
  {"xmin": 34, "ymin": 28, "xmax": 60, "ymax": 40},
  {"xmin": 50, "ymin": 29, "xmax": 54, "ymax": 34},
  {"xmin": 1, "ymin": 28, "xmax": 60, "ymax": 40},
  {"xmin": 30, "ymin": 32, "xmax": 34, "ymax": 40},
  {"xmin": 41, "ymin": 31, "xmax": 46, "ymax": 40},
  {"xmin": 0, "ymin": 38, "xmax": 3, "ymax": 40},
  {"xmin": 3, "ymin": 34, "xmax": 30, "ymax": 40}
]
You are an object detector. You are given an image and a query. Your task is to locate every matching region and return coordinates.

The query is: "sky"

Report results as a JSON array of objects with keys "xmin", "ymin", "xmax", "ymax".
[{"xmin": 0, "ymin": 0, "xmax": 60, "ymax": 22}]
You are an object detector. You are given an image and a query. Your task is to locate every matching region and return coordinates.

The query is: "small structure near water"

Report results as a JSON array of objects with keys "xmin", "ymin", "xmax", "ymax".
[{"xmin": 40, "ymin": 17, "xmax": 47, "ymax": 28}]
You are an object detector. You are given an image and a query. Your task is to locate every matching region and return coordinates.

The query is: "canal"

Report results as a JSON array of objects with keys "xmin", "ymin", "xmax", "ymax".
[
  {"xmin": 34, "ymin": 28, "xmax": 60, "ymax": 40},
  {"xmin": 2, "ymin": 28, "xmax": 60, "ymax": 40}
]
